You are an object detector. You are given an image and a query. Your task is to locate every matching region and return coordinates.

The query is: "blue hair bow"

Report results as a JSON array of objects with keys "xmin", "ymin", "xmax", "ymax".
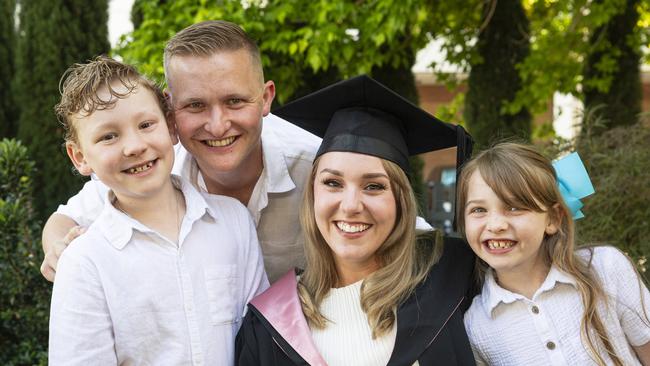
[{"xmin": 552, "ymin": 152, "xmax": 595, "ymax": 220}]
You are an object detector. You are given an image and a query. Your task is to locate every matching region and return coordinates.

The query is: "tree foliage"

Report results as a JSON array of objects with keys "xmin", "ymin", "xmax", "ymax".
[
  {"xmin": 0, "ymin": 0, "xmax": 16, "ymax": 139},
  {"xmin": 516, "ymin": 0, "xmax": 649, "ymax": 118},
  {"xmin": 15, "ymin": 0, "xmax": 110, "ymax": 219},
  {"xmin": 117, "ymin": 0, "xmax": 434, "ymax": 102},
  {"xmin": 0, "ymin": 139, "xmax": 49, "ymax": 366},
  {"xmin": 431, "ymin": 0, "xmax": 648, "ymax": 125}
]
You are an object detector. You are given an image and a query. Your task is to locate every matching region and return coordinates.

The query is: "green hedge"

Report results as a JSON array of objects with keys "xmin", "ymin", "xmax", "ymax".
[
  {"xmin": 572, "ymin": 121, "xmax": 650, "ymax": 272},
  {"xmin": 0, "ymin": 139, "xmax": 50, "ymax": 366}
]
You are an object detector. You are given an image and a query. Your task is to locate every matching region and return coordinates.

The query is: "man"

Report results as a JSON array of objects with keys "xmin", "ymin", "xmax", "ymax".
[{"xmin": 42, "ymin": 20, "xmax": 321, "ymax": 283}]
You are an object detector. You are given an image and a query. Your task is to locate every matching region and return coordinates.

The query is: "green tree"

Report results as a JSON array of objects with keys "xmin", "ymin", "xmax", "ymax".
[
  {"xmin": 15, "ymin": 0, "xmax": 110, "ymax": 219},
  {"xmin": 508, "ymin": 0, "xmax": 646, "ymax": 117},
  {"xmin": 464, "ymin": 0, "xmax": 532, "ymax": 147},
  {"xmin": 432, "ymin": 0, "xmax": 647, "ymax": 133},
  {"xmin": 583, "ymin": 0, "xmax": 642, "ymax": 133},
  {"xmin": 0, "ymin": 0, "xmax": 16, "ymax": 139},
  {"xmin": 0, "ymin": 139, "xmax": 50, "ymax": 366}
]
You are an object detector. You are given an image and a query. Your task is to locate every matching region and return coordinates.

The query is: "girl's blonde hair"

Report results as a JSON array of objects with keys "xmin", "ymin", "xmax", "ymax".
[
  {"xmin": 298, "ymin": 156, "xmax": 441, "ymax": 339},
  {"xmin": 456, "ymin": 142, "xmax": 623, "ymax": 366}
]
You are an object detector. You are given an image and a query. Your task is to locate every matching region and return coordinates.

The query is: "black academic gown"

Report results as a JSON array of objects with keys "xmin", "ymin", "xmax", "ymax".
[{"xmin": 235, "ymin": 237, "xmax": 477, "ymax": 366}]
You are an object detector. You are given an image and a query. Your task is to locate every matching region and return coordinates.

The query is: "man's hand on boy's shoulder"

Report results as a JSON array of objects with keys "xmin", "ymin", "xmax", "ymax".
[{"xmin": 41, "ymin": 217, "xmax": 86, "ymax": 282}]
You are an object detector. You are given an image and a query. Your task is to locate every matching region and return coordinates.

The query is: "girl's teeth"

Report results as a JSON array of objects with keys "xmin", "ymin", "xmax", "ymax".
[
  {"xmin": 487, "ymin": 240, "xmax": 515, "ymax": 249},
  {"xmin": 127, "ymin": 161, "xmax": 153, "ymax": 174},
  {"xmin": 336, "ymin": 222, "xmax": 370, "ymax": 233}
]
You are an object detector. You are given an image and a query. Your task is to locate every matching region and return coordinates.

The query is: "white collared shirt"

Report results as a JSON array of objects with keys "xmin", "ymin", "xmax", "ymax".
[
  {"xmin": 49, "ymin": 176, "xmax": 269, "ymax": 366},
  {"xmin": 57, "ymin": 113, "xmax": 321, "ymax": 283},
  {"xmin": 464, "ymin": 246, "xmax": 650, "ymax": 366}
]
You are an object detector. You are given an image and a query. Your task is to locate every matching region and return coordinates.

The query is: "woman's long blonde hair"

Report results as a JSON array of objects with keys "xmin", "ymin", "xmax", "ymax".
[
  {"xmin": 298, "ymin": 156, "xmax": 440, "ymax": 339},
  {"xmin": 455, "ymin": 142, "xmax": 623, "ymax": 366}
]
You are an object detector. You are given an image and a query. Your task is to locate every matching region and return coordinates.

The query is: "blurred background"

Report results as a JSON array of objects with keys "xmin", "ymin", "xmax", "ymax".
[{"xmin": 1, "ymin": 0, "xmax": 648, "ymax": 364}]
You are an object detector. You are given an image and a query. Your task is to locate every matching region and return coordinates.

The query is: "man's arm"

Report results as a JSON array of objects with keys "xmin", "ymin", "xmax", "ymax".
[
  {"xmin": 40, "ymin": 179, "xmax": 110, "ymax": 281},
  {"xmin": 40, "ymin": 214, "xmax": 85, "ymax": 282}
]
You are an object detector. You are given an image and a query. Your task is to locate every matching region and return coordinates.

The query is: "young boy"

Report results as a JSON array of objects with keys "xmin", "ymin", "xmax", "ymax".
[{"xmin": 48, "ymin": 56, "xmax": 268, "ymax": 365}]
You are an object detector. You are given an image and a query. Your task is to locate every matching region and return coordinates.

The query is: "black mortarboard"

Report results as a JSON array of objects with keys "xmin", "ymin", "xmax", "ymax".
[{"xmin": 273, "ymin": 75, "xmax": 473, "ymax": 174}]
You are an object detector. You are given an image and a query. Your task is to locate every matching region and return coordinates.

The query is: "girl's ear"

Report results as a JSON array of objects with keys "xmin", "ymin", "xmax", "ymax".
[
  {"xmin": 545, "ymin": 203, "xmax": 561, "ymax": 235},
  {"xmin": 66, "ymin": 141, "xmax": 93, "ymax": 176}
]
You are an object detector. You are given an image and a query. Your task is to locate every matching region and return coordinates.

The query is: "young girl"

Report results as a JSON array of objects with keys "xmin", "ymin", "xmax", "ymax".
[{"xmin": 457, "ymin": 142, "xmax": 650, "ymax": 366}]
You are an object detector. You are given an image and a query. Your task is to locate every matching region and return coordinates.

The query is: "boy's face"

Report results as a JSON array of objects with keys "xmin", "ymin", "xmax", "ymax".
[
  {"xmin": 166, "ymin": 49, "xmax": 274, "ymax": 185},
  {"xmin": 67, "ymin": 83, "xmax": 178, "ymax": 202}
]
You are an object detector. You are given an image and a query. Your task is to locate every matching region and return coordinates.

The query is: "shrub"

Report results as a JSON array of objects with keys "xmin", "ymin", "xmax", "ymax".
[
  {"xmin": 572, "ymin": 120, "xmax": 650, "ymax": 271},
  {"xmin": 0, "ymin": 138, "xmax": 50, "ymax": 366}
]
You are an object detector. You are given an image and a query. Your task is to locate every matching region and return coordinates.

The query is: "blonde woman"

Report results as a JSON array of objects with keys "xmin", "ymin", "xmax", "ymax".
[{"xmin": 235, "ymin": 75, "xmax": 477, "ymax": 365}]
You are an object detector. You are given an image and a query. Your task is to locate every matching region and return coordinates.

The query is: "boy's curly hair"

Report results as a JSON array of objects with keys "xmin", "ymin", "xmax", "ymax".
[{"xmin": 55, "ymin": 56, "xmax": 168, "ymax": 143}]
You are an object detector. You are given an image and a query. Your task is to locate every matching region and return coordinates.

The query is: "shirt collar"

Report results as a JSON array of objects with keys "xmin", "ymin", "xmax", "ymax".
[
  {"xmin": 415, "ymin": 216, "xmax": 434, "ymax": 233},
  {"xmin": 97, "ymin": 175, "xmax": 216, "ymax": 250},
  {"xmin": 480, "ymin": 265, "xmax": 577, "ymax": 318},
  {"xmin": 244, "ymin": 115, "xmax": 298, "ymax": 224},
  {"xmin": 259, "ymin": 115, "xmax": 297, "ymax": 194},
  {"xmin": 171, "ymin": 143, "xmax": 209, "ymax": 194}
]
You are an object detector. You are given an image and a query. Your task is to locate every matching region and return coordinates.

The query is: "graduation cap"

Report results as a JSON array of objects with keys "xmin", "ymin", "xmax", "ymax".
[{"xmin": 273, "ymin": 74, "xmax": 473, "ymax": 175}]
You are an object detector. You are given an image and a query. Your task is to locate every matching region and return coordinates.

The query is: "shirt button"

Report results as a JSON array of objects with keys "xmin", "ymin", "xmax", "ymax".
[
  {"xmin": 547, "ymin": 341, "xmax": 556, "ymax": 350},
  {"xmin": 531, "ymin": 305, "xmax": 539, "ymax": 314}
]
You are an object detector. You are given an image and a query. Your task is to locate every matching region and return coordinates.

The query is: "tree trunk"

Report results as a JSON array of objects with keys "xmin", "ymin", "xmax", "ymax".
[
  {"xmin": 583, "ymin": 0, "xmax": 641, "ymax": 134},
  {"xmin": 0, "ymin": 0, "xmax": 16, "ymax": 138},
  {"xmin": 464, "ymin": 0, "xmax": 532, "ymax": 148}
]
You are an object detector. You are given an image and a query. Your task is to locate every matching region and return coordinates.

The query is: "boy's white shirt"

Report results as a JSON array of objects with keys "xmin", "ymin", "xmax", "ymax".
[
  {"xmin": 49, "ymin": 175, "xmax": 269, "ymax": 365},
  {"xmin": 464, "ymin": 246, "xmax": 650, "ymax": 366}
]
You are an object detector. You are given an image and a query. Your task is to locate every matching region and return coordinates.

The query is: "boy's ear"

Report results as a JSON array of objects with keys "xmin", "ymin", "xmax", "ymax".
[
  {"xmin": 545, "ymin": 203, "xmax": 561, "ymax": 235},
  {"xmin": 66, "ymin": 141, "xmax": 93, "ymax": 176}
]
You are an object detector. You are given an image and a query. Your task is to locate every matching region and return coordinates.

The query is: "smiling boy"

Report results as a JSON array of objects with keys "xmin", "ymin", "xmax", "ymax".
[{"xmin": 48, "ymin": 56, "xmax": 268, "ymax": 365}]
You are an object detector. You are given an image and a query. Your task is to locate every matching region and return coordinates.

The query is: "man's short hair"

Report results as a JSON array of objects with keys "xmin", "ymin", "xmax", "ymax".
[
  {"xmin": 55, "ymin": 56, "xmax": 167, "ymax": 144},
  {"xmin": 163, "ymin": 20, "xmax": 263, "ymax": 79}
]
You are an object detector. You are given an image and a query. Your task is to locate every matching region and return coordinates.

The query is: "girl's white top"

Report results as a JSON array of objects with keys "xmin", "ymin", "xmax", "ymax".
[
  {"xmin": 464, "ymin": 246, "xmax": 650, "ymax": 365},
  {"xmin": 310, "ymin": 280, "xmax": 397, "ymax": 366}
]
